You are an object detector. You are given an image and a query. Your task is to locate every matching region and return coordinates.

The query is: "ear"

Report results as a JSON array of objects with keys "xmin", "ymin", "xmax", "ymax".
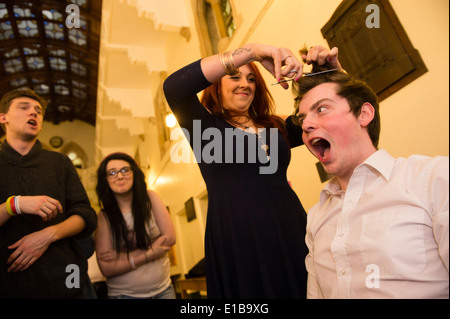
[
  {"xmin": 0, "ymin": 113, "xmax": 7, "ymax": 125},
  {"xmin": 358, "ymin": 102, "xmax": 375, "ymax": 128}
]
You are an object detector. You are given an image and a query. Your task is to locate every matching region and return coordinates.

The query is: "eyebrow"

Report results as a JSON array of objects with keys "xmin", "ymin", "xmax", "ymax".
[{"xmin": 297, "ymin": 98, "xmax": 333, "ymax": 119}]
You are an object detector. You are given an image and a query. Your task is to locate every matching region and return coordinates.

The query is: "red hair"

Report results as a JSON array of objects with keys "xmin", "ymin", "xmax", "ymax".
[{"xmin": 200, "ymin": 62, "xmax": 288, "ymax": 141}]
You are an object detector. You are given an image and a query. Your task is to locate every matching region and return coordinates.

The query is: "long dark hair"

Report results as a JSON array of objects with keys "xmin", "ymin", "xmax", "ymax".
[
  {"xmin": 200, "ymin": 62, "xmax": 288, "ymax": 141},
  {"xmin": 96, "ymin": 152, "xmax": 152, "ymax": 254}
]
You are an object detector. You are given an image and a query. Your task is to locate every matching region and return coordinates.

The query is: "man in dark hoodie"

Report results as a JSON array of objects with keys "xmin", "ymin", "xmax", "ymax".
[{"xmin": 0, "ymin": 88, "xmax": 97, "ymax": 298}]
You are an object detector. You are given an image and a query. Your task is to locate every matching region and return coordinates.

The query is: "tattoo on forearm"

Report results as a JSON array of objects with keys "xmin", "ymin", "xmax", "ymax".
[{"xmin": 232, "ymin": 47, "xmax": 252, "ymax": 57}]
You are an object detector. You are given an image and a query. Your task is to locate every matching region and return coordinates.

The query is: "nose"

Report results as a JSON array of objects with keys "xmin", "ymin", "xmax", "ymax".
[
  {"xmin": 29, "ymin": 107, "xmax": 41, "ymax": 118},
  {"xmin": 301, "ymin": 114, "xmax": 317, "ymax": 133},
  {"xmin": 238, "ymin": 78, "xmax": 251, "ymax": 88}
]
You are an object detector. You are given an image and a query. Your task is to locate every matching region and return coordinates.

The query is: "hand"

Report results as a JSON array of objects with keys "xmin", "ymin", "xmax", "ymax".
[
  {"xmin": 146, "ymin": 235, "xmax": 171, "ymax": 260},
  {"xmin": 301, "ymin": 45, "xmax": 344, "ymax": 71},
  {"xmin": 250, "ymin": 43, "xmax": 302, "ymax": 89},
  {"xmin": 7, "ymin": 228, "xmax": 55, "ymax": 272},
  {"xmin": 18, "ymin": 196, "xmax": 63, "ymax": 221}
]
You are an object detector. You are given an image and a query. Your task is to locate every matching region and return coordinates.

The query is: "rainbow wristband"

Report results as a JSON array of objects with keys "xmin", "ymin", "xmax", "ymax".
[{"xmin": 5, "ymin": 196, "xmax": 17, "ymax": 216}]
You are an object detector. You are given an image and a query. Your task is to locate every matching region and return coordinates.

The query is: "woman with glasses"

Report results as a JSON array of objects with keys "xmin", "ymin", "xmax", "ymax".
[{"xmin": 95, "ymin": 152, "xmax": 176, "ymax": 299}]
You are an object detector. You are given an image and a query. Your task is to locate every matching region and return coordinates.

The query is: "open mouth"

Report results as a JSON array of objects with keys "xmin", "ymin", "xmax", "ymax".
[
  {"xmin": 311, "ymin": 137, "xmax": 331, "ymax": 161},
  {"xmin": 27, "ymin": 119, "xmax": 37, "ymax": 127}
]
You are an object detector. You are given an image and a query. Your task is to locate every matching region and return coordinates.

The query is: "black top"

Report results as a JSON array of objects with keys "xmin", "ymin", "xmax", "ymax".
[
  {"xmin": 0, "ymin": 140, "xmax": 97, "ymax": 298},
  {"xmin": 164, "ymin": 60, "xmax": 307, "ymax": 298}
]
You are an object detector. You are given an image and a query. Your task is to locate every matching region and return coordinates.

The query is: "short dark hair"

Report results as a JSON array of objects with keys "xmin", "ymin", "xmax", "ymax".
[
  {"xmin": 0, "ymin": 88, "xmax": 47, "ymax": 114},
  {"xmin": 0, "ymin": 88, "xmax": 47, "ymax": 132},
  {"xmin": 292, "ymin": 68, "xmax": 381, "ymax": 149}
]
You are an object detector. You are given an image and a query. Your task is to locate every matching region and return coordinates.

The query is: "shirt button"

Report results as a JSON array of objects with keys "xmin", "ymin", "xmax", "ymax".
[
  {"xmin": 341, "ymin": 269, "xmax": 346, "ymax": 275},
  {"xmin": 339, "ymin": 233, "xmax": 344, "ymax": 237}
]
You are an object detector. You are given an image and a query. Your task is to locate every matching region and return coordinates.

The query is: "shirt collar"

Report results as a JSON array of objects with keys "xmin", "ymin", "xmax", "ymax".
[
  {"xmin": 0, "ymin": 139, "xmax": 43, "ymax": 166},
  {"xmin": 321, "ymin": 149, "xmax": 395, "ymax": 198},
  {"xmin": 359, "ymin": 148, "xmax": 395, "ymax": 181}
]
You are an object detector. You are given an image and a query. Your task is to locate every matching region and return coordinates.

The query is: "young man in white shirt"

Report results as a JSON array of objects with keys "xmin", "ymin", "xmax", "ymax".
[{"xmin": 293, "ymin": 67, "xmax": 449, "ymax": 299}]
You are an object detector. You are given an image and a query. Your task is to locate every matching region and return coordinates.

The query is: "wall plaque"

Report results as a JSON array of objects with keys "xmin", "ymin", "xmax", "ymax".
[{"xmin": 321, "ymin": 0, "xmax": 427, "ymax": 101}]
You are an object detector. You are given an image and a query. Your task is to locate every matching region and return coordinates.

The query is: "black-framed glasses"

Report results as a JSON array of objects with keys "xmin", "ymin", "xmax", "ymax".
[{"xmin": 106, "ymin": 166, "xmax": 132, "ymax": 179}]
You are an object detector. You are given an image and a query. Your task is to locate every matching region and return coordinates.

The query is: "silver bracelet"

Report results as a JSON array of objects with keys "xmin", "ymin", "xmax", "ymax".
[{"xmin": 130, "ymin": 256, "xmax": 136, "ymax": 269}]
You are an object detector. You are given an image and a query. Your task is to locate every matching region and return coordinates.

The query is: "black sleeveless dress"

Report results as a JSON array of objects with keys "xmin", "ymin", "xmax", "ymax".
[{"xmin": 164, "ymin": 60, "xmax": 307, "ymax": 298}]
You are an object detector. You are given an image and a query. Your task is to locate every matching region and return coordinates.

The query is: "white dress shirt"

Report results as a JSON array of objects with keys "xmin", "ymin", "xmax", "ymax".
[{"xmin": 306, "ymin": 149, "xmax": 449, "ymax": 299}]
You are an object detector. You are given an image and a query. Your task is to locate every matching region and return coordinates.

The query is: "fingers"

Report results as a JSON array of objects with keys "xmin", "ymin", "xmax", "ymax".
[
  {"xmin": 302, "ymin": 45, "xmax": 343, "ymax": 70},
  {"xmin": 277, "ymin": 50, "xmax": 302, "ymax": 89},
  {"xmin": 7, "ymin": 254, "xmax": 37, "ymax": 272},
  {"xmin": 255, "ymin": 45, "xmax": 301, "ymax": 89},
  {"xmin": 257, "ymin": 44, "xmax": 342, "ymax": 89},
  {"xmin": 156, "ymin": 245, "xmax": 171, "ymax": 258},
  {"xmin": 155, "ymin": 235, "xmax": 168, "ymax": 245},
  {"xmin": 316, "ymin": 46, "xmax": 340, "ymax": 68},
  {"xmin": 281, "ymin": 55, "xmax": 302, "ymax": 77},
  {"xmin": 161, "ymin": 245, "xmax": 171, "ymax": 253},
  {"xmin": 6, "ymin": 239, "xmax": 35, "ymax": 272},
  {"xmin": 44, "ymin": 197, "xmax": 63, "ymax": 219},
  {"xmin": 20, "ymin": 196, "xmax": 63, "ymax": 221},
  {"xmin": 302, "ymin": 45, "xmax": 327, "ymax": 65},
  {"xmin": 36, "ymin": 202, "xmax": 57, "ymax": 221},
  {"xmin": 271, "ymin": 49, "xmax": 283, "ymax": 84},
  {"xmin": 49, "ymin": 197, "xmax": 64, "ymax": 214},
  {"xmin": 326, "ymin": 47, "xmax": 343, "ymax": 70},
  {"xmin": 152, "ymin": 236, "xmax": 172, "ymax": 257},
  {"xmin": 40, "ymin": 205, "xmax": 55, "ymax": 221}
]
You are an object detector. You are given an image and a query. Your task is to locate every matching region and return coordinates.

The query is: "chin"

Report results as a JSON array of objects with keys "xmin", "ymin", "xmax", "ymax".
[
  {"xmin": 22, "ymin": 134, "xmax": 38, "ymax": 142},
  {"xmin": 321, "ymin": 163, "xmax": 337, "ymax": 176}
]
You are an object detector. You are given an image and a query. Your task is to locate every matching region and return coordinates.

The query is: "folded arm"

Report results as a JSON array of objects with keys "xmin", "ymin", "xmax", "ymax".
[{"xmin": 6, "ymin": 214, "xmax": 85, "ymax": 272}]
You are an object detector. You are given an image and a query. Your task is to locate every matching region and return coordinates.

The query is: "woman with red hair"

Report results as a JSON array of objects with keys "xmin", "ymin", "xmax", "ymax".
[{"xmin": 164, "ymin": 43, "xmax": 340, "ymax": 298}]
